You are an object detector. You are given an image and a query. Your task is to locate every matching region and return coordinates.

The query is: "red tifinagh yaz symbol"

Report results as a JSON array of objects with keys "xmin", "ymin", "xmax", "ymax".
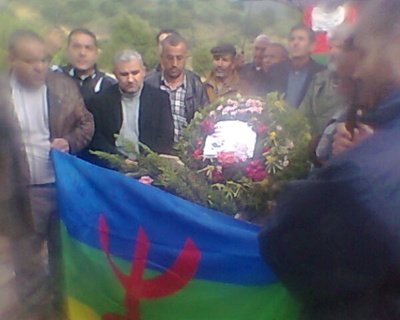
[{"xmin": 98, "ymin": 215, "xmax": 201, "ymax": 320}]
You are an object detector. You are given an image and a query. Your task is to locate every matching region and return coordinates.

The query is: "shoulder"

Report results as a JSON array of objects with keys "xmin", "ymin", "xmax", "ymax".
[
  {"xmin": 141, "ymin": 83, "xmax": 169, "ymax": 101},
  {"xmin": 46, "ymin": 71, "xmax": 78, "ymax": 93},
  {"xmin": 309, "ymin": 59, "xmax": 326, "ymax": 73},
  {"xmin": 240, "ymin": 62, "xmax": 254, "ymax": 72},
  {"xmin": 144, "ymin": 71, "xmax": 162, "ymax": 87},
  {"xmin": 185, "ymin": 69, "xmax": 203, "ymax": 83},
  {"xmin": 269, "ymin": 60, "xmax": 291, "ymax": 74},
  {"xmin": 89, "ymin": 83, "xmax": 120, "ymax": 108},
  {"xmin": 100, "ymin": 72, "xmax": 117, "ymax": 85},
  {"xmin": 94, "ymin": 83, "xmax": 120, "ymax": 100}
]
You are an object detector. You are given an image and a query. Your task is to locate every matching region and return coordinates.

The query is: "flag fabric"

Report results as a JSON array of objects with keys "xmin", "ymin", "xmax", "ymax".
[{"xmin": 52, "ymin": 151, "xmax": 299, "ymax": 320}]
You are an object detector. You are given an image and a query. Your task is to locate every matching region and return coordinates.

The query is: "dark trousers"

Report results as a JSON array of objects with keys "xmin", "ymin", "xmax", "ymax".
[{"xmin": 10, "ymin": 184, "xmax": 63, "ymax": 319}]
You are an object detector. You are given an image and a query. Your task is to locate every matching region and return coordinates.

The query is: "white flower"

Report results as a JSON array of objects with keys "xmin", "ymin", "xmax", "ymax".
[{"xmin": 283, "ymin": 159, "xmax": 290, "ymax": 167}]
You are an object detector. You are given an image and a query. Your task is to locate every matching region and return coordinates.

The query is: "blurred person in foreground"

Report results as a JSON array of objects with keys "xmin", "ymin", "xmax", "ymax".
[
  {"xmin": 259, "ymin": 1, "xmax": 400, "ymax": 319},
  {"xmin": 299, "ymin": 25, "xmax": 350, "ymax": 165},
  {"xmin": 0, "ymin": 78, "xmax": 37, "ymax": 320},
  {"xmin": 7, "ymin": 29, "xmax": 94, "ymax": 319}
]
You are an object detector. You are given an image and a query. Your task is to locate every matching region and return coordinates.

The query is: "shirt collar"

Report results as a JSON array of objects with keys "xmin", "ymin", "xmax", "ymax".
[
  {"xmin": 68, "ymin": 65, "xmax": 97, "ymax": 80},
  {"xmin": 161, "ymin": 71, "xmax": 186, "ymax": 90}
]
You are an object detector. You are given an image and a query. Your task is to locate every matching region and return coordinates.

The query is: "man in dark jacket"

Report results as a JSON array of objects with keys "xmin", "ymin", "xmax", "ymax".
[
  {"xmin": 259, "ymin": 1, "xmax": 400, "ymax": 318},
  {"xmin": 58, "ymin": 28, "xmax": 116, "ymax": 106},
  {"xmin": 145, "ymin": 33, "xmax": 208, "ymax": 142},
  {"xmin": 88, "ymin": 49, "xmax": 174, "ymax": 163},
  {"xmin": 265, "ymin": 24, "xmax": 325, "ymax": 108}
]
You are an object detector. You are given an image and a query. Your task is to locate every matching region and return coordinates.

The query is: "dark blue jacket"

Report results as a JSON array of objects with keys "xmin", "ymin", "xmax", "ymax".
[{"xmin": 259, "ymin": 90, "xmax": 400, "ymax": 319}]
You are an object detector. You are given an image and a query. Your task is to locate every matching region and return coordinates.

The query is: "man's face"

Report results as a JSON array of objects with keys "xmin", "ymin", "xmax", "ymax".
[
  {"xmin": 351, "ymin": 31, "xmax": 392, "ymax": 108},
  {"xmin": 288, "ymin": 29, "xmax": 313, "ymax": 59},
  {"xmin": 66, "ymin": 32, "xmax": 98, "ymax": 73},
  {"xmin": 161, "ymin": 42, "xmax": 187, "ymax": 80},
  {"xmin": 10, "ymin": 38, "xmax": 48, "ymax": 89},
  {"xmin": 113, "ymin": 59, "xmax": 145, "ymax": 94},
  {"xmin": 252, "ymin": 39, "xmax": 269, "ymax": 67},
  {"xmin": 262, "ymin": 46, "xmax": 286, "ymax": 72},
  {"xmin": 212, "ymin": 54, "xmax": 235, "ymax": 79},
  {"xmin": 328, "ymin": 38, "xmax": 344, "ymax": 69}
]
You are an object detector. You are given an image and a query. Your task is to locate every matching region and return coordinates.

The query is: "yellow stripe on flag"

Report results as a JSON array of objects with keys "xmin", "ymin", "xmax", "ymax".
[{"xmin": 66, "ymin": 296, "xmax": 100, "ymax": 320}]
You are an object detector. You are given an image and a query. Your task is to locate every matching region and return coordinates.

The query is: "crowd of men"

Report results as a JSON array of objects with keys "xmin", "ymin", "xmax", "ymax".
[{"xmin": 2, "ymin": 0, "xmax": 400, "ymax": 318}]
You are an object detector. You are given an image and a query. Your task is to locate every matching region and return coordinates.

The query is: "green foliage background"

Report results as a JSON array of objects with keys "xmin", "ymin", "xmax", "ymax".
[{"xmin": 0, "ymin": 0, "xmax": 301, "ymax": 76}]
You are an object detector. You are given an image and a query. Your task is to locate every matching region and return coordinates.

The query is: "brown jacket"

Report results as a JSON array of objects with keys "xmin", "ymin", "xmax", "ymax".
[
  {"xmin": 46, "ymin": 71, "xmax": 94, "ymax": 154},
  {"xmin": 204, "ymin": 70, "xmax": 241, "ymax": 103},
  {"xmin": 0, "ymin": 72, "xmax": 94, "ymax": 238}
]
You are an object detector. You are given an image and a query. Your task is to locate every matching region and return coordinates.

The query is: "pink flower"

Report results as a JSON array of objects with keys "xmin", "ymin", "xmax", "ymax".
[
  {"xmin": 138, "ymin": 176, "xmax": 154, "ymax": 185},
  {"xmin": 192, "ymin": 148, "xmax": 203, "ymax": 160},
  {"xmin": 244, "ymin": 160, "xmax": 268, "ymax": 182},
  {"xmin": 211, "ymin": 167, "xmax": 224, "ymax": 183},
  {"xmin": 254, "ymin": 122, "xmax": 268, "ymax": 134},
  {"xmin": 195, "ymin": 139, "xmax": 203, "ymax": 147},
  {"xmin": 200, "ymin": 118, "xmax": 215, "ymax": 135},
  {"xmin": 217, "ymin": 151, "xmax": 239, "ymax": 166}
]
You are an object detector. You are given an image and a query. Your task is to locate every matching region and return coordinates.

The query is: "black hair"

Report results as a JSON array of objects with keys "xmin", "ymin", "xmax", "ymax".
[{"xmin": 67, "ymin": 27, "xmax": 98, "ymax": 47}]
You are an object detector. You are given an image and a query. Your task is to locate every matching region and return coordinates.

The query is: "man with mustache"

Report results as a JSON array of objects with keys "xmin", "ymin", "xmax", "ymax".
[
  {"xmin": 204, "ymin": 43, "xmax": 240, "ymax": 103},
  {"xmin": 145, "ymin": 33, "xmax": 208, "ymax": 142}
]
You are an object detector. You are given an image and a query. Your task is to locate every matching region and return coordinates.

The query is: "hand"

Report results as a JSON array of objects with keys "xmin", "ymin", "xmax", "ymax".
[
  {"xmin": 51, "ymin": 138, "xmax": 70, "ymax": 153},
  {"xmin": 332, "ymin": 122, "xmax": 374, "ymax": 156}
]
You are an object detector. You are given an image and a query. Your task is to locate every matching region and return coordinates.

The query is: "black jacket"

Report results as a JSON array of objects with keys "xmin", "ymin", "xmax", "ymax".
[
  {"xmin": 87, "ymin": 83, "xmax": 174, "ymax": 158},
  {"xmin": 265, "ymin": 59, "xmax": 325, "ymax": 108},
  {"xmin": 60, "ymin": 65, "xmax": 116, "ymax": 106},
  {"xmin": 145, "ymin": 69, "xmax": 209, "ymax": 122}
]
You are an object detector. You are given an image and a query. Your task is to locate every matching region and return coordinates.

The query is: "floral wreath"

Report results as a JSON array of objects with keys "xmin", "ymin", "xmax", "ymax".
[{"xmin": 176, "ymin": 93, "xmax": 311, "ymax": 218}]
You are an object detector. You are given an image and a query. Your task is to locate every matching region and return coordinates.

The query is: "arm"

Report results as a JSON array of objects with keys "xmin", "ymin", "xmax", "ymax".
[
  {"xmin": 154, "ymin": 92, "xmax": 174, "ymax": 154},
  {"xmin": 45, "ymin": 72, "xmax": 94, "ymax": 153},
  {"xmin": 87, "ymin": 98, "xmax": 118, "ymax": 154}
]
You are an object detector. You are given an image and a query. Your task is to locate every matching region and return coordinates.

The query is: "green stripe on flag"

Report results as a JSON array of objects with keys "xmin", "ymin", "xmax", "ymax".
[{"xmin": 62, "ymin": 225, "xmax": 300, "ymax": 320}]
